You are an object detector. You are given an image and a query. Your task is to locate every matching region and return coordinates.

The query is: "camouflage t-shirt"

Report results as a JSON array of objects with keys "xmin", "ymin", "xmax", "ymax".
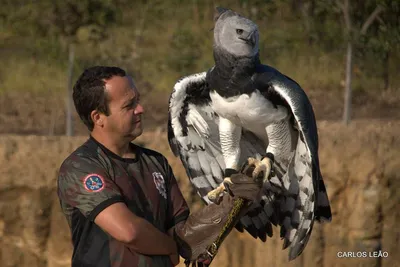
[{"xmin": 57, "ymin": 136, "xmax": 189, "ymax": 267}]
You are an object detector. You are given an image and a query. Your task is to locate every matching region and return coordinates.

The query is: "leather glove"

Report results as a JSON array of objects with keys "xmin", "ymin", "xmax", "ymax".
[
  {"xmin": 174, "ymin": 194, "xmax": 243, "ymax": 262},
  {"xmin": 207, "ymin": 156, "xmax": 269, "ymax": 204},
  {"xmin": 223, "ymin": 171, "xmax": 263, "ymax": 202},
  {"xmin": 173, "ymin": 157, "xmax": 265, "ymax": 263}
]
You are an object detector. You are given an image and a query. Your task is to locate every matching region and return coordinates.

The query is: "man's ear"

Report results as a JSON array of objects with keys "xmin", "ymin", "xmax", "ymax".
[{"xmin": 91, "ymin": 110, "xmax": 104, "ymax": 127}]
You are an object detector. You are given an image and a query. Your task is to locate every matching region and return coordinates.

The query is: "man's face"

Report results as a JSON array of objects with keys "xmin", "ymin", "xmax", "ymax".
[{"xmin": 101, "ymin": 75, "xmax": 144, "ymax": 141}]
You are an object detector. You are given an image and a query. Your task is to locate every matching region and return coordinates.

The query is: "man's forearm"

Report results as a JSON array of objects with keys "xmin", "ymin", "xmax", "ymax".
[{"xmin": 124, "ymin": 216, "xmax": 177, "ymax": 256}]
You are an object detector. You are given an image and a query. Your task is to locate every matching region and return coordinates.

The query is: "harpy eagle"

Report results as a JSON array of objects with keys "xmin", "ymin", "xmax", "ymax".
[{"xmin": 167, "ymin": 7, "xmax": 332, "ymax": 261}]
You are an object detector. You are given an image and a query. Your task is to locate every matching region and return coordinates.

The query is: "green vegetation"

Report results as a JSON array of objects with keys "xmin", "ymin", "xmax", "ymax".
[{"xmin": 1, "ymin": 0, "xmax": 399, "ymax": 96}]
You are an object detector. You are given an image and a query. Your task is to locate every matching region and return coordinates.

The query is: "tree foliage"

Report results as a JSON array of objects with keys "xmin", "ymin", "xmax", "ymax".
[
  {"xmin": 1, "ymin": 0, "xmax": 119, "ymax": 42},
  {"xmin": 1, "ymin": 0, "xmax": 399, "ymax": 94}
]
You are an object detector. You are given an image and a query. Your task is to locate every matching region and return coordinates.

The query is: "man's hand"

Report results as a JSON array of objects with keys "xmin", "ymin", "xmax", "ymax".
[
  {"xmin": 169, "ymin": 253, "xmax": 180, "ymax": 266},
  {"xmin": 167, "ymin": 228, "xmax": 180, "ymax": 266}
]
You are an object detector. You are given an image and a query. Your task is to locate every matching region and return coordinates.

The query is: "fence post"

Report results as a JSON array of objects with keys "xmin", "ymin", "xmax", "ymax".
[{"xmin": 66, "ymin": 43, "xmax": 75, "ymax": 136}]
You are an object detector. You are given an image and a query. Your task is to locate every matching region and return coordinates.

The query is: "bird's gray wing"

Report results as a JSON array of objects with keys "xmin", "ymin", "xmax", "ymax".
[
  {"xmin": 254, "ymin": 66, "xmax": 332, "ymax": 260},
  {"xmin": 168, "ymin": 71, "xmax": 224, "ymax": 202},
  {"xmin": 168, "ymin": 71, "xmax": 278, "ymax": 241}
]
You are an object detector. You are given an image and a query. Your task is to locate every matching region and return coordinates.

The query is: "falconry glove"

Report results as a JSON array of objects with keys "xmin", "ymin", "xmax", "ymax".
[{"xmin": 173, "ymin": 158, "xmax": 265, "ymax": 266}]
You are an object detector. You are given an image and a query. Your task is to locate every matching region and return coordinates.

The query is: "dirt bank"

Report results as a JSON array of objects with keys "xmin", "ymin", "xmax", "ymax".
[{"xmin": 0, "ymin": 120, "xmax": 399, "ymax": 267}]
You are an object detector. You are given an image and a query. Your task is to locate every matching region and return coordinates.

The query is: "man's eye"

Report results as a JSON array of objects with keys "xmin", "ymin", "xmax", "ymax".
[{"xmin": 125, "ymin": 102, "xmax": 134, "ymax": 109}]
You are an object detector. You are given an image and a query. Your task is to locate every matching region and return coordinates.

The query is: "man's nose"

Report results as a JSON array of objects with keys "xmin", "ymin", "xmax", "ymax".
[{"xmin": 135, "ymin": 103, "xmax": 144, "ymax": 114}]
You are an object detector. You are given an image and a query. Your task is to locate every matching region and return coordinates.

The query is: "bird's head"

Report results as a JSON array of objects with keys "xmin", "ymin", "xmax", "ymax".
[{"xmin": 213, "ymin": 7, "xmax": 259, "ymax": 58}]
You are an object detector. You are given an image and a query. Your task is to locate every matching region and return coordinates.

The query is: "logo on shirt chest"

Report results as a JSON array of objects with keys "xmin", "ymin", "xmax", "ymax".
[{"xmin": 152, "ymin": 172, "xmax": 167, "ymax": 199}]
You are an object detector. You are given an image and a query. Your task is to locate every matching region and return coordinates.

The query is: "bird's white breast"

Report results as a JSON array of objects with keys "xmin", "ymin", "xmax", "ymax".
[{"xmin": 210, "ymin": 90, "xmax": 288, "ymax": 134}]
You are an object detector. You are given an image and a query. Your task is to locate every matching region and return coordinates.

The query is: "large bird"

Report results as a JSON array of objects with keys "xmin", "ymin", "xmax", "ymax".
[{"xmin": 168, "ymin": 7, "xmax": 332, "ymax": 261}]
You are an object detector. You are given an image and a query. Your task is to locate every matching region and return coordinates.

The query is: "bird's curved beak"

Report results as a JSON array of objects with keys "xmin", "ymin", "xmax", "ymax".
[{"xmin": 239, "ymin": 31, "xmax": 257, "ymax": 46}]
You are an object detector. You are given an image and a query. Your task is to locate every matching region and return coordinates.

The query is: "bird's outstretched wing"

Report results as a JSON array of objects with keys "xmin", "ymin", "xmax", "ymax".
[
  {"xmin": 253, "ymin": 64, "xmax": 332, "ymax": 259},
  {"xmin": 168, "ymin": 69, "xmax": 331, "ymax": 260}
]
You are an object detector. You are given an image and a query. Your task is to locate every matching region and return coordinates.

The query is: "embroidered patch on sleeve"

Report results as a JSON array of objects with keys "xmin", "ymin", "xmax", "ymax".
[{"xmin": 83, "ymin": 174, "xmax": 105, "ymax": 192}]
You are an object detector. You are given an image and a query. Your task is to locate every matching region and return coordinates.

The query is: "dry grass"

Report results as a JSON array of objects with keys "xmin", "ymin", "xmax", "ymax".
[{"xmin": 0, "ymin": 57, "xmax": 66, "ymax": 94}]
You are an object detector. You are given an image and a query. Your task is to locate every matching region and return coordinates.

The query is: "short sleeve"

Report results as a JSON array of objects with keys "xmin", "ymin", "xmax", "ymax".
[
  {"xmin": 57, "ymin": 155, "xmax": 124, "ymax": 221},
  {"xmin": 165, "ymin": 161, "xmax": 190, "ymax": 230}
]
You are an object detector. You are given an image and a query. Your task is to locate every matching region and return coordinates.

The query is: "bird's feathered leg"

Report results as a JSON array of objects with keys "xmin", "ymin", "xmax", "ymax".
[
  {"xmin": 263, "ymin": 117, "xmax": 294, "ymax": 192},
  {"xmin": 207, "ymin": 116, "xmax": 277, "ymax": 203},
  {"xmin": 207, "ymin": 117, "xmax": 241, "ymax": 203},
  {"xmin": 219, "ymin": 117, "xmax": 242, "ymax": 173},
  {"xmin": 266, "ymin": 116, "xmax": 293, "ymax": 163}
]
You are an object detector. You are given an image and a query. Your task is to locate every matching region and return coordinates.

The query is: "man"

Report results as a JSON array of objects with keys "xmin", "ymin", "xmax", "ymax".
[{"xmin": 57, "ymin": 66, "xmax": 264, "ymax": 267}]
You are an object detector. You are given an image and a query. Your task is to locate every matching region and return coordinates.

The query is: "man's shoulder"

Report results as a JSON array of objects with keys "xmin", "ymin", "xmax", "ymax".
[
  {"xmin": 59, "ymin": 138, "xmax": 102, "ymax": 170},
  {"xmin": 135, "ymin": 144, "xmax": 169, "ymax": 164}
]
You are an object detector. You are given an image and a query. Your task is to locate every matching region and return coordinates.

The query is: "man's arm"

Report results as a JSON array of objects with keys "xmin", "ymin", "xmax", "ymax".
[
  {"xmin": 57, "ymin": 155, "xmax": 177, "ymax": 256},
  {"xmin": 94, "ymin": 202, "xmax": 177, "ymax": 256}
]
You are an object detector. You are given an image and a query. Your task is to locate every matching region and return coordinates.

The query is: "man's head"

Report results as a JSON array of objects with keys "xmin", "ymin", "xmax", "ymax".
[{"xmin": 73, "ymin": 66, "xmax": 144, "ymax": 140}]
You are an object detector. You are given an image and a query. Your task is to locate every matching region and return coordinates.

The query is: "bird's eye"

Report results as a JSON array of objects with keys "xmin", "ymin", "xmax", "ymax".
[{"xmin": 236, "ymin": 29, "xmax": 243, "ymax": 35}]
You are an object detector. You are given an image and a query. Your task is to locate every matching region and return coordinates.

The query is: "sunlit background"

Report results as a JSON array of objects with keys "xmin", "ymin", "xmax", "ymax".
[
  {"xmin": 1, "ymin": 0, "xmax": 399, "ymax": 135},
  {"xmin": 0, "ymin": 1, "xmax": 399, "ymax": 267}
]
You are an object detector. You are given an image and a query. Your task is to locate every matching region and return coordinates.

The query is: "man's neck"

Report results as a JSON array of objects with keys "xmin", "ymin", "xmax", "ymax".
[{"xmin": 91, "ymin": 130, "xmax": 135, "ymax": 159}]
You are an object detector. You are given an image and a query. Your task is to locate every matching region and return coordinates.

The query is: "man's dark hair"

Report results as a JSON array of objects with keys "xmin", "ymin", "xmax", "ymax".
[{"xmin": 72, "ymin": 66, "xmax": 126, "ymax": 131}]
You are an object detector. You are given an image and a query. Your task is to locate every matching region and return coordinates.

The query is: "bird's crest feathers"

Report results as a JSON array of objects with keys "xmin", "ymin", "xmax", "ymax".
[{"xmin": 214, "ymin": 7, "xmax": 231, "ymax": 21}]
